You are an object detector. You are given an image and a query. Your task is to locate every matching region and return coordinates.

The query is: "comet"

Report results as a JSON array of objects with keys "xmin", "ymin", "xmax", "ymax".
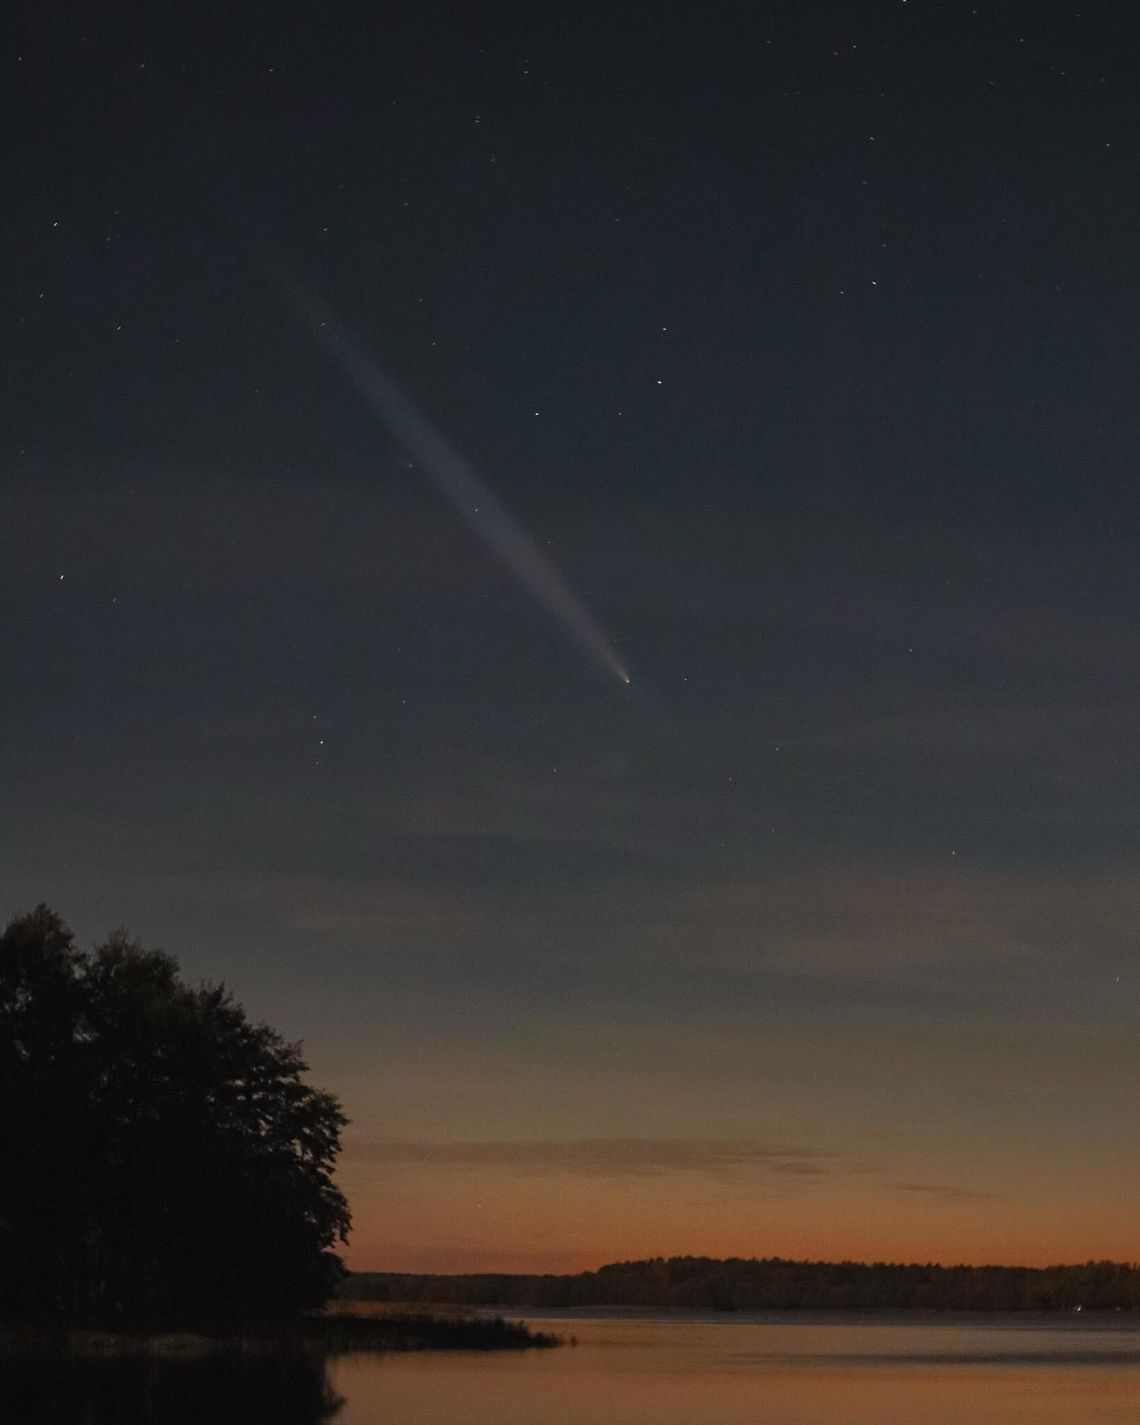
[{"xmin": 285, "ymin": 283, "xmax": 631, "ymax": 688}]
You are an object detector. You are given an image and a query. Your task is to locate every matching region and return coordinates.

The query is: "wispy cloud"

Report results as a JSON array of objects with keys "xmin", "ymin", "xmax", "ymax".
[
  {"xmin": 889, "ymin": 1181, "xmax": 1002, "ymax": 1203},
  {"xmin": 175, "ymin": 857, "xmax": 1140, "ymax": 981},
  {"xmin": 343, "ymin": 1136, "xmax": 838, "ymax": 1180}
]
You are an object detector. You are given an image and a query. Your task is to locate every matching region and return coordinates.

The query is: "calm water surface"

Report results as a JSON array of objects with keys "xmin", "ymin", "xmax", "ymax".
[
  {"xmin": 335, "ymin": 1314, "xmax": 1140, "ymax": 1425},
  {"xmin": 4, "ymin": 1314, "xmax": 1138, "ymax": 1423}
]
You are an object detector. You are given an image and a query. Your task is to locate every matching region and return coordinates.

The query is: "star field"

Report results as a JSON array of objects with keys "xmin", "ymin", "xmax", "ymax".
[{"xmin": 3, "ymin": 0, "xmax": 1139, "ymax": 1270}]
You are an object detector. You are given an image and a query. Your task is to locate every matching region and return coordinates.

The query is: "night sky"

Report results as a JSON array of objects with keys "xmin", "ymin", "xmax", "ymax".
[{"xmin": 5, "ymin": 1, "xmax": 1138, "ymax": 1270}]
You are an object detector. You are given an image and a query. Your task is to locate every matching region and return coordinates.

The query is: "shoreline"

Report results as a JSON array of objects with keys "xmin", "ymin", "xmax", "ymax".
[{"xmin": 0, "ymin": 1312, "xmax": 561, "ymax": 1356}]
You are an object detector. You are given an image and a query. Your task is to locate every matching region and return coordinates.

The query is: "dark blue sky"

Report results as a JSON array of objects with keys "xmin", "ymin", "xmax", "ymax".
[{"xmin": 4, "ymin": 0, "xmax": 1138, "ymax": 1268}]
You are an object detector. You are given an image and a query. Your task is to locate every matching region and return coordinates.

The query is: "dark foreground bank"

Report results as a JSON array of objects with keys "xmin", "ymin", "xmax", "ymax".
[
  {"xmin": 0, "ymin": 1343, "xmax": 343, "ymax": 1425},
  {"xmin": 0, "ymin": 1313, "xmax": 558, "ymax": 1424},
  {"xmin": 307, "ymin": 1312, "xmax": 559, "ymax": 1351},
  {"xmin": 0, "ymin": 1312, "xmax": 559, "ymax": 1357}
]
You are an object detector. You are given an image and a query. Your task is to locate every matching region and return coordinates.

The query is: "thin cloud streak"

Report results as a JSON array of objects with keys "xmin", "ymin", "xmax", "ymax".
[
  {"xmin": 890, "ymin": 1182, "xmax": 1002, "ymax": 1203},
  {"xmin": 344, "ymin": 1136, "xmax": 839, "ymax": 1179}
]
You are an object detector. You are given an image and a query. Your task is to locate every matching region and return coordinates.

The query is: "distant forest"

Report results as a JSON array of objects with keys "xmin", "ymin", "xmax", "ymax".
[{"xmin": 340, "ymin": 1256, "xmax": 1140, "ymax": 1312}]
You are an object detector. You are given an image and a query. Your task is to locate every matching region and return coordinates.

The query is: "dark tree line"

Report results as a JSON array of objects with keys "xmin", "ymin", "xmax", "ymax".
[
  {"xmin": 0, "ymin": 906, "xmax": 350, "ymax": 1323},
  {"xmin": 343, "ymin": 1255, "xmax": 1140, "ymax": 1313}
]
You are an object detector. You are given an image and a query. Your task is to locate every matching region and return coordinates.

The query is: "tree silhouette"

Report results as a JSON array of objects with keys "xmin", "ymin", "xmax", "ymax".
[{"xmin": 0, "ymin": 905, "xmax": 350, "ymax": 1322}]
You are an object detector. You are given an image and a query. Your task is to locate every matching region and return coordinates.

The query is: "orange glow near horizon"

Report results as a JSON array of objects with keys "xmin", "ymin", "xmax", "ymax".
[
  {"xmin": 311, "ymin": 987, "xmax": 1140, "ymax": 1279},
  {"xmin": 335, "ymin": 1150, "xmax": 1140, "ymax": 1275}
]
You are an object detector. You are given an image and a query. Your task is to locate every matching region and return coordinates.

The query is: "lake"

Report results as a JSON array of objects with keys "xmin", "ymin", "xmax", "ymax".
[
  {"xmin": 4, "ymin": 1313, "xmax": 1138, "ymax": 1423},
  {"xmin": 334, "ymin": 1313, "xmax": 1140, "ymax": 1425}
]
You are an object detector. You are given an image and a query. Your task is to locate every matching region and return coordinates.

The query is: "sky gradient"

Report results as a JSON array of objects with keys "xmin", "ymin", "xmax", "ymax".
[{"xmin": 4, "ymin": 1, "xmax": 1138, "ymax": 1269}]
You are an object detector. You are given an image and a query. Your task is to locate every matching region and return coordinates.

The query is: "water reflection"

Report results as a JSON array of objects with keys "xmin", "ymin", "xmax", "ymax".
[
  {"xmin": 329, "ymin": 1316, "xmax": 1140, "ymax": 1425},
  {"xmin": 2, "ymin": 1318, "xmax": 1138, "ymax": 1425},
  {"xmin": 0, "ymin": 1346, "xmax": 342, "ymax": 1425}
]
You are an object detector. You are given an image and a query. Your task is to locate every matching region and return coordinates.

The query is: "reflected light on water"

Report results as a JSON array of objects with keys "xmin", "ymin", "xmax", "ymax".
[
  {"xmin": 331, "ymin": 1317, "xmax": 1140, "ymax": 1425},
  {"xmin": 3, "ymin": 1317, "xmax": 1137, "ymax": 1424}
]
